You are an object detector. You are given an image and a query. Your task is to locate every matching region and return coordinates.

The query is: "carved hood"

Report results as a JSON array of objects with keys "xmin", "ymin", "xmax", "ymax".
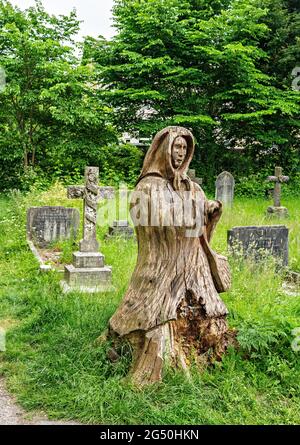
[{"xmin": 137, "ymin": 126, "xmax": 195, "ymax": 190}]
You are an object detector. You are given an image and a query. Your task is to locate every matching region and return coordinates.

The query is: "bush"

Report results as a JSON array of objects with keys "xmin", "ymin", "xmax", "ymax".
[
  {"xmin": 235, "ymin": 172, "xmax": 300, "ymax": 198},
  {"xmin": 0, "ymin": 142, "xmax": 144, "ymax": 192},
  {"xmin": 96, "ymin": 143, "xmax": 144, "ymax": 186}
]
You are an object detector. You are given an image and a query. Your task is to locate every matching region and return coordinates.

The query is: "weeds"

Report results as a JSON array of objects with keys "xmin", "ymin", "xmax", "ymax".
[{"xmin": 0, "ymin": 188, "xmax": 299, "ymax": 424}]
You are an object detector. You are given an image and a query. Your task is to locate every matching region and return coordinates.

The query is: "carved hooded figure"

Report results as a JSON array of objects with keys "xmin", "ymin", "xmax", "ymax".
[{"xmin": 109, "ymin": 126, "xmax": 232, "ymax": 384}]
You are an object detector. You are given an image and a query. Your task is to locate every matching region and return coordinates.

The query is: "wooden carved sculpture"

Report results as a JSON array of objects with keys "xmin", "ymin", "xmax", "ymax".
[{"xmin": 108, "ymin": 126, "xmax": 234, "ymax": 385}]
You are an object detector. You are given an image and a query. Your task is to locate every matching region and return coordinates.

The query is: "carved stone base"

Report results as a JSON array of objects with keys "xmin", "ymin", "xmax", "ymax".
[
  {"xmin": 61, "ymin": 251, "xmax": 113, "ymax": 293},
  {"xmin": 61, "ymin": 280, "xmax": 114, "ymax": 294},
  {"xmin": 267, "ymin": 206, "xmax": 289, "ymax": 218},
  {"xmin": 72, "ymin": 252, "xmax": 105, "ymax": 268},
  {"xmin": 106, "ymin": 220, "xmax": 134, "ymax": 239}
]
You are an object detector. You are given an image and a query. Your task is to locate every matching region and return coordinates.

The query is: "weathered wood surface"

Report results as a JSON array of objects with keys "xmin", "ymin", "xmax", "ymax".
[{"xmin": 108, "ymin": 126, "xmax": 235, "ymax": 385}]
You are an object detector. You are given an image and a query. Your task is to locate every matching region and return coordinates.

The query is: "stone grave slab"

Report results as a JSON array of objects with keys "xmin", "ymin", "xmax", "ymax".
[
  {"xmin": 228, "ymin": 225, "xmax": 289, "ymax": 267},
  {"xmin": 27, "ymin": 206, "xmax": 79, "ymax": 248}
]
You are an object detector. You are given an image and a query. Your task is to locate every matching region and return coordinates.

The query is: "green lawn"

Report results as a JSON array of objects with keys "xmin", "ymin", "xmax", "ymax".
[{"xmin": 0, "ymin": 186, "xmax": 300, "ymax": 425}]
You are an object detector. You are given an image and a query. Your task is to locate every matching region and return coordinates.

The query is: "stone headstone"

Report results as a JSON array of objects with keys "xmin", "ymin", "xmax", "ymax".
[
  {"xmin": 215, "ymin": 172, "xmax": 235, "ymax": 207},
  {"xmin": 27, "ymin": 206, "xmax": 80, "ymax": 248},
  {"xmin": 228, "ymin": 225, "xmax": 289, "ymax": 267},
  {"xmin": 107, "ymin": 220, "xmax": 134, "ymax": 238}
]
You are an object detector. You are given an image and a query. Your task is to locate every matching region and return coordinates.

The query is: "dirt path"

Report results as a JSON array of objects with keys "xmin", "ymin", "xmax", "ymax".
[{"xmin": 0, "ymin": 378, "xmax": 80, "ymax": 425}]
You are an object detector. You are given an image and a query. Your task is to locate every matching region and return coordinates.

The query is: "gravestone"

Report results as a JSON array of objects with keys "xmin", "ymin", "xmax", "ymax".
[
  {"xmin": 267, "ymin": 166, "xmax": 289, "ymax": 218},
  {"xmin": 106, "ymin": 183, "xmax": 134, "ymax": 239},
  {"xmin": 61, "ymin": 167, "xmax": 114, "ymax": 293},
  {"xmin": 107, "ymin": 220, "xmax": 134, "ymax": 238},
  {"xmin": 215, "ymin": 171, "xmax": 235, "ymax": 207},
  {"xmin": 228, "ymin": 225, "xmax": 289, "ymax": 267},
  {"xmin": 27, "ymin": 206, "xmax": 80, "ymax": 248},
  {"xmin": 188, "ymin": 169, "xmax": 203, "ymax": 186}
]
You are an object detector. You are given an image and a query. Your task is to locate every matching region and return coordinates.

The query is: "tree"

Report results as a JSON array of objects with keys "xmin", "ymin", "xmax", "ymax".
[
  {"xmin": 260, "ymin": 0, "xmax": 300, "ymax": 87},
  {"xmin": 0, "ymin": 0, "xmax": 116, "ymax": 190},
  {"xmin": 87, "ymin": 0, "xmax": 300, "ymax": 188}
]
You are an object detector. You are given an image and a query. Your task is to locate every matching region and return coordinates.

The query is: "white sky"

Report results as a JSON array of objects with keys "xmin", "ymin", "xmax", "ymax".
[{"xmin": 9, "ymin": 0, "xmax": 116, "ymax": 40}]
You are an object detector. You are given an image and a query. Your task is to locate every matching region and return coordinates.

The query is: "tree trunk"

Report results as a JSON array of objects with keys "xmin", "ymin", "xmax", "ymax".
[
  {"xmin": 24, "ymin": 147, "xmax": 28, "ymax": 169},
  {"xmin": 110, "ymin": 292, "xmax": 235, "ymax": 386},
  {"xmin": 107, "ymin": 126, "xmax": 237, "ymax": 386}
]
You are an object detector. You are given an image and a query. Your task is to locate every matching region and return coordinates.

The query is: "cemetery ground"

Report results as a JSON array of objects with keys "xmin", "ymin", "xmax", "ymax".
[{"xmin": 0, "ymin": 184, "xmax": 300, "ymax": 425}]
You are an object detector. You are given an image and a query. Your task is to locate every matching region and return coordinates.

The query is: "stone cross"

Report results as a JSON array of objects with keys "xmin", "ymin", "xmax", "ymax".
[
  {"xmin": 188, "ymin": 169, "xmax": 203, "ymax": 186},
  {"xmin": 67, "ymin": 167, "xmax": 115, "ymax": 252},
  {"xmin": 267, "ymin": 166, "xmax": 289, "ymax": 208}
]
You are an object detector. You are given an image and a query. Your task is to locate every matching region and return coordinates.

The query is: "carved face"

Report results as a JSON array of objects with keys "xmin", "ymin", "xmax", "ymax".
[
  {"xmin": 88, "ymin": 171, "xmax": 97, "ymax": 184},
  {"xmin": 171, "ymin": 136, "xmax": 187, "ymax": 169}
]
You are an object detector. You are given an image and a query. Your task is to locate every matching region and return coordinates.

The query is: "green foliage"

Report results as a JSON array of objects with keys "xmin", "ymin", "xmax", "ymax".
[
  {"xmin": 237, "ymin": 319, "xmax": 292, "ymax": 358},
  {"xmin": 0, "ymin": 192, "xmax": 300, "ymax": 424},
  {"xmin": 235, "ymin": 173, "xmax": 272, "ymax": 198},
  {"xmin": 0, "ymin": 0, "xmax": 117, "ymax": 191},
  {"xmin": 233, "ymin": 171, "xmax": 300, "ymax": 198},
  {"xmin": 260, "ymin": 0, "xmax": 300, "ymax": 87},
  {"xmin": 1, "ymin": 0, "xmax": 299, "ymax": 192},
  {"xmin": 85, "ymin": 0, "xmax": 300, "ymax": 185},
  {"xmin": 97, "ymin": 143, "xmax": 144, "ymax": 186}
]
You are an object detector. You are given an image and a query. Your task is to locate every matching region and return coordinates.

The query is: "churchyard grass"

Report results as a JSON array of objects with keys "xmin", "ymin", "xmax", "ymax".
[{"xmin": 0, "ymin": 186, "xmax": 299, "ymax": 424}]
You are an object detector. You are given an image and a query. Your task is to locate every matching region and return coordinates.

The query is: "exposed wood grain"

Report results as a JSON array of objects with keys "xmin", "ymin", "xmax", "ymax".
[{"xmin": 108, "ymin": 127, "xmax": 235, "ymax": 385}]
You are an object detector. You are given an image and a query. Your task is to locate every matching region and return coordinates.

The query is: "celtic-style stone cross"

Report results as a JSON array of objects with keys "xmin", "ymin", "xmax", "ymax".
[
  {"xmin": 267, "ymin": 166, "xmax": 289, "ymax": 208},
  {"xmin": 67, "ymin": 167, "xmax": 114, "ymax": 252}
]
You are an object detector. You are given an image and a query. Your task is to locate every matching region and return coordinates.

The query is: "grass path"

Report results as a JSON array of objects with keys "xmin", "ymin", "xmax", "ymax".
[
  {"xmin": 0, "ymin": 188, "xmax": 300, "ymax": 424},
  {"xmin": 0, "ymin": 378, "xmax": 79, "ymax": 425},
  {"xmin": 0, "ymin": 197, "xmax": 80, "ymax": 425}
]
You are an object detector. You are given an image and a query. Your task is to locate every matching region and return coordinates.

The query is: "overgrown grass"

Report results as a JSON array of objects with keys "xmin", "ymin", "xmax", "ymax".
[{"xmin": 0, "ymin": 186, "xmax": 300, "ymax": 424}]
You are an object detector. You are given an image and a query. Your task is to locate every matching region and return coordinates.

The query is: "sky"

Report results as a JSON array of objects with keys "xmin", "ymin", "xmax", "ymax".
[{"xmin": 10, "ymin": 0, "xmax": 116, "ymax": 40}]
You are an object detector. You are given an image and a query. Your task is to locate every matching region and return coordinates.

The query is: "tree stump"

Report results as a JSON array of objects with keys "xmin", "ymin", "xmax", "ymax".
[{"xmin": 108, "ymin": 126, "xmax": 236, "ymax": 385}]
